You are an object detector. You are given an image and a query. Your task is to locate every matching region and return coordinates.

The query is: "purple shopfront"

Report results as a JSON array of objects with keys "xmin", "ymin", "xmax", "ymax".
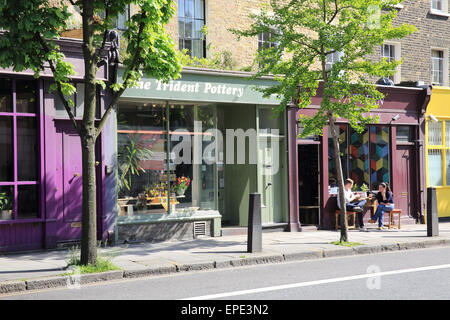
[
  {"xmin": 286, "ymin": 84, "xmax": 432, "ymax": 231},
  {"xmin": 0, "ymin": 38, "xmax": 116, "ymax": 252}
]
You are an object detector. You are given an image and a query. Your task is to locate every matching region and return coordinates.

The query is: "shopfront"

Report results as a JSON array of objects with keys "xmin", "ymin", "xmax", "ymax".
[
  {"xmin": 287, "ymin": 84, "xmax": 432, "ymax": 230},
  {"xmin": 425, "ymin": 86, "xmax": 450, "ymax": 218},
  {"xmin": 0, "ymin": 37, "xmax": 115, "ymax": 252},
  {"xmin": 116, "ymin": 67, "xmax": 289, "ymax": 242}
]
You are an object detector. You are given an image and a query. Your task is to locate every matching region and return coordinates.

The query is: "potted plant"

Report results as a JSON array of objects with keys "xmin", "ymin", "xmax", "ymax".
[
  {"xmin": 0, "ymin": 192, "xmax": 13, "ymax": 220},
  {"xmin": 360, "ymin": 183, "xmax": 369, "ymax": 198},
  {"xmin": 173, "ymin": 176, "xmax": 190, "ymax": 196}
]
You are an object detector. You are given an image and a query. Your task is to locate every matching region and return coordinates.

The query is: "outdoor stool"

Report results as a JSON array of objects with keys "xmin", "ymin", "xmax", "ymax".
[
  {"xmin": 335, "ymin": 210, "xmax": 356, "ymax": 230},
  {"xmin": 384, "ymin": 209, "xmax": 402, "ymax": 229}
]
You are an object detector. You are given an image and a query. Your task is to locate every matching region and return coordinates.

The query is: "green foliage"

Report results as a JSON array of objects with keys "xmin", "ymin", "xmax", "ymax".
[
  {"xmin": 361, "ymin": 183, "xmax": 369, "ymax": 193},
  {"xmin": 64, "ymin": 245, "xmax": 121, "ymax": 275},
  {"xmin": 231, "ymin": 0, "xmax": 416, "ymax": 136},
  {"xmin": 0, "ymin": 192, "xmax": 12, "ymax": 211},
  {"xmin": 118, "ymin": 134, "xmax": 152, "ymax": 193},
  {"xmin": 331, "ymin": 241, "xmax": 364, "ymax": 247},
  {"xmin": 176, "ymin": 26, "xmax": 237, "ymax": 70}
]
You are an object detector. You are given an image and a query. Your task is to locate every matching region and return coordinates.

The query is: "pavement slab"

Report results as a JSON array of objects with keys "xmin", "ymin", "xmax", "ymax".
[{"xmin": 1, "ymin": 223, "xmax": 450, "ymax": 295}]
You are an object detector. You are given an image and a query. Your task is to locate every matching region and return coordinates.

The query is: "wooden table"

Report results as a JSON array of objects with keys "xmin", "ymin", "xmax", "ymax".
[{"xmin": 146, "ymin": 195, "xmax": 185, "ymax": 212}]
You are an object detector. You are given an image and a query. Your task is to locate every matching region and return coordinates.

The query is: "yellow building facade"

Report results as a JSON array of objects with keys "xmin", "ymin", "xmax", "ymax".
[{"xmin": 425, "ymin": 87, "xmax": 450, "ymax": 218}]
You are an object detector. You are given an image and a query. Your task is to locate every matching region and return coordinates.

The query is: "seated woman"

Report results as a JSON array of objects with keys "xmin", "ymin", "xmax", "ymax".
[{"xmin": 369, "ymin": 182, "xmax": 394, "ymax": 230}]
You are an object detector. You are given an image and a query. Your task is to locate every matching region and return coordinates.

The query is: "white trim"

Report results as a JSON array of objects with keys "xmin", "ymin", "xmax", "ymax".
[
  {"xmin": 429, "ymin": 0, "xmax": 449, "ymax": 15},
  {"xmin": 382, "ymin": 41, "xmax": 402, "ymax": 84},
  {"xmin": 430, "ymin": 47, "xmax": 449, "ymax": 86}
]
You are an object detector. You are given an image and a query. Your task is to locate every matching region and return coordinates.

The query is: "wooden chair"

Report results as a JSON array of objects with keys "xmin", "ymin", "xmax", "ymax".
[
  {"xmin": 335, "ymin": 210, "xmax": 357, "ymax": 230},
  {"xmin": 384, "ymin": 209, "xmax": 402, "ymax": 229}
]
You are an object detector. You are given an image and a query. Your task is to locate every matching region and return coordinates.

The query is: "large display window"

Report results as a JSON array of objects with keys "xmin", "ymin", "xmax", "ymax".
[
  {"xmin": 117, "ymin": 102, "xmax": 217, "ymax": 217},
  {"xmin": 0, "ymin": 78, "xmax": 40, "ymax": 221},
  {"xmin": 328, "ymin": 125, "xmax": 391, "ymax": 191}
]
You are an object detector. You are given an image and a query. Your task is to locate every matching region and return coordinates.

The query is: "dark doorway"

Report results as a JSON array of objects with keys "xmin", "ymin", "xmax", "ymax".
[{"xmin": 298, "ymin": 144, "xmax": 320, "ymax": 225}]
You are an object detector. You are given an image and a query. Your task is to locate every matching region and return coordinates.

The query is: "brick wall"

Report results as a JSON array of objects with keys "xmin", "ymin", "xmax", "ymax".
[{"xmin": 366, "ymin": 0, "xmax": 450, "ymax": 85}]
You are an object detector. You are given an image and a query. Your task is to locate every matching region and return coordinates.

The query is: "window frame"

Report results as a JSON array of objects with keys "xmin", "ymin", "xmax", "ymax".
[
  {"xmin": 381, "ymin": 41, "xmax": 402, "ymax": 84},
  {"xmin": 431, "ymin": 48, "xmax": 449, "ymax": 86},
  {"xmin": 426, "ymin": 118, "xmax": 450, "ymax": 187},
  {"xmin": 0, "ymin": 77, "xmax": 43, "ymax": 223},
  {"xmin": 178, "ymin": 0, "xmax": 206, "ymax": 59},
  {"xmin": 430, "ymin": 0, "xmax": 450, "ymax": 15}
]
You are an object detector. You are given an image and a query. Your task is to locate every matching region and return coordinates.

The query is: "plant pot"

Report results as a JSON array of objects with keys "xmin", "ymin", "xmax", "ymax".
[
  {"xmin": 176, "ymin": 189, "xmax": 185, "ymax": 196},
  {"xmin": 0, "ymin": 210, "xmax": 12, "ymax": 220}
]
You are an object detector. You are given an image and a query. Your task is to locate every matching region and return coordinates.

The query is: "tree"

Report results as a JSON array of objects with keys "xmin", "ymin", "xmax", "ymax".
[
  {"xmin": 233, "ymin": 0, "xmax": 415, "ymax": 242},
  {"xmin": 0, "ymin": 0, "xmax": 181, "ymax": 265}
]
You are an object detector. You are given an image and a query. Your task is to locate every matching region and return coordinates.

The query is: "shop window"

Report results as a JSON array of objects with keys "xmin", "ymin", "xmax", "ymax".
[
  {"xmin": 349, "ymin": 127, "xmax": 370, "ymax": 187},
  {"xmin": 396, "ymin": 126, "xmax": 413, "ymax": 142},
  {"xmin": 369, "ymin": 126, "xmax": 390, "ymax": 190},
  {"xmin": 117, "ymin": 102, "xmax": 217, "ymax": 217},
  {"xmin": 178, "ymin": 0, "xmax": 206, "ymax": 58},
  {"xmin": 0, "ymin": 78, "xmax": 12, "ymax": 112},
  {"xmin": 328, "ymin": 124, "xmax": 348, "ymax": 187},
  {"xmin": 328, "ymin": 125, "xmax": 390, "ymax": 191},
  {"xmin": 427, "ymin": 120, "xmax": 450, "ymax": 187},
  {"xmin": 0, "ymin": 78, "xmax": 39, "ymax": 221},
  {"xmin": 428, "ymin": 149, "xmax": 443, "ymax": 186}
]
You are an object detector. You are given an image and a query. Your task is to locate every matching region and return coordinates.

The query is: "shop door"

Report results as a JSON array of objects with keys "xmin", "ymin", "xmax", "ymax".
[
  {"xmin": 258, "ymin": 139, "xmax": 282, "ymax": 224},
  {"xmin": 55, "ymin": 122, "xmax": 83, "ymax": 241},
  {"xmin": 298, "ymin": 144, "xmax": 320, "ymax": 225},
  {"xmin": 395, "ymin": 145, "xmax": 416, "ymax": 217}
]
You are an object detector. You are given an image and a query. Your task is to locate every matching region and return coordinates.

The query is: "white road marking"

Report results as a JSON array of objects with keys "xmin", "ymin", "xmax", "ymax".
[{"xmin": 180, "ymin": 263, "xmax": 450, "ymax": 300}]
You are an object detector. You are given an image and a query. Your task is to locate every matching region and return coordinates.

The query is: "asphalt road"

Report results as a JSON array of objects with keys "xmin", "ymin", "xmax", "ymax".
[{"xmin": 2, "ymin": 247, "xmax": 450, "ymax": 300}]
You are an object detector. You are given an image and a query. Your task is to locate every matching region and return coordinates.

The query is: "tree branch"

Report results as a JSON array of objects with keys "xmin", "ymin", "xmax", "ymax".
[
  {"xmin": 94, "ymin": 3, "xmax": 109, "ymax": 64},
  {"xmin": 35, "ymin": 32, "xmax": 80, "ymax": 135},
  {"xmin": 95, "ymin": 11, "xmax": 147, "ymax": 138}
]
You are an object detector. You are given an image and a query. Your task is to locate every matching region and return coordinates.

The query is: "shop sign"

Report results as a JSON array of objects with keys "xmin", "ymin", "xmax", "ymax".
[{"xmin": 119, "ymin": 68, "xmax": 281, "ymax": 105}]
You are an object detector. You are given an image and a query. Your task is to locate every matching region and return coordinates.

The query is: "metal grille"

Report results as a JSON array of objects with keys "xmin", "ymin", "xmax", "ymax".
[{"xmin": 193, "ymin": 221, "xmax": 207, "ymax": 237}]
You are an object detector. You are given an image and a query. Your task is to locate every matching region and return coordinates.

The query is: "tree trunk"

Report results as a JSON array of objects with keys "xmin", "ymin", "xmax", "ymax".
[
  {"xmin": 328, "ymin": 113, "xmax": 348, "ymax": 242},
  {"xmin": 80, "ymin": 0, "xmax": 98, "ymax": 266},
  {"xmin": 80, "ymin": 135, "xmax": 97, "ymax": 265}
]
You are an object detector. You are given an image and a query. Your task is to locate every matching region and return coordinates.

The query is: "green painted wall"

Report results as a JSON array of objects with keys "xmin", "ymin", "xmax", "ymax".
[{"xmin": 222, "ymin": 104, "xmax": 258, "ymax": 226}]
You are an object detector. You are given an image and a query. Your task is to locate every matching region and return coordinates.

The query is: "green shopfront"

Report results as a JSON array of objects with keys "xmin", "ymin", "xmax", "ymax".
[{"xmin": 116, "ymin": 67, "xmax": 289, "ymax": 242}]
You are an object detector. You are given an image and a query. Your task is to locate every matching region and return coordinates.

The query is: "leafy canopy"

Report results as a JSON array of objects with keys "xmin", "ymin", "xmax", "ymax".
[
  {"xmin": 232, "ymin": 0, "xmax": 416, "ymax": 136},
  {"xmin": 0, "ymin": 0, "xmax": 181, "ymax": 131}
]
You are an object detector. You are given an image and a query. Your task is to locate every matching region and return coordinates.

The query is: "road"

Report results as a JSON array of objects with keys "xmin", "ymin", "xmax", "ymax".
[{"xmin": 2, "ymin": 247, "xmax": 450, "ymax": 300}]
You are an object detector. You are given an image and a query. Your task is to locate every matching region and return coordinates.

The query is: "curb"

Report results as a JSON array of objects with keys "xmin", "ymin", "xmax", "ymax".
[{"xmin": 1, "ymin": 238, "xmax": 450, "ymax": 295}]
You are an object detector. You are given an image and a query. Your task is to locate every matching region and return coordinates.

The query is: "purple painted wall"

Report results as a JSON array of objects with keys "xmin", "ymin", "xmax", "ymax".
[
  {"xmin": 0, "ymin": 38, "xmax": 115, "ymax": 252},
  {"xmin": 287, "ymin": 85, "xmax": 432, "ymax": 231}
]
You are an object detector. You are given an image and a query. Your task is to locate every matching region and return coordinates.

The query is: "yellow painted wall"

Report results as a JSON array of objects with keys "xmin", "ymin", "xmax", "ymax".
[{"xmin": 426, "ymin": 87, "xmax": 450, "ymax": 218}]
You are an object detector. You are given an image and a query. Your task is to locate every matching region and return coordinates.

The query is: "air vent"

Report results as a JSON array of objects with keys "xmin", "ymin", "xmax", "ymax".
[{"xmin": 193, "ymin": 221, "xmax": 207, "ymax": 237}]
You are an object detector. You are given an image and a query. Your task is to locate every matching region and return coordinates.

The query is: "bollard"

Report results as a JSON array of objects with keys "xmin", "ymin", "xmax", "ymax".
[
  {"xmin": 247, "ymin": 193, "xmax": 262, "ymax": 253},
  {"xmin": 427, "ymin": 187, "xmax": 439, "ymax": 237}
]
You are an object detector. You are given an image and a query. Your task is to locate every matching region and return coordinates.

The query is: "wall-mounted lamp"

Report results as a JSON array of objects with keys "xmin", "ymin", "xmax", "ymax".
[
  {"xmin": 389, "ymin": 114, "xmax": 400, "ymax": 124},
  {"xmin": 429, "ymin": 114, "xmax": 439, "ymax": 123}
]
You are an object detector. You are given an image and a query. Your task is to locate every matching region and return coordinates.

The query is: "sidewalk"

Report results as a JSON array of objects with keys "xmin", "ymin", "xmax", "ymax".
[{"xmin": 1, "ymin": 222, "xmax": 450, "ymax": 294}]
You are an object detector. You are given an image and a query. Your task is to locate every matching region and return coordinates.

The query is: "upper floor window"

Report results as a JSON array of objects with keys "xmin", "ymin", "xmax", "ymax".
[
  {"xmin": 115, "ymin": 5, "xmax": 130, "ymax": 31},
  {"xmin": 431, "ymin": 49, "xmax": 445, "ymax": 85},
  {"xmin": 326, "ymin": 51, "xmax": 343, "ymax": 71},
  {"xmin": 98, "ymin": 5, "xmax": 130, "ymax": 31},
  {"xmin": 258, "ymin": 32, "xmax": 280, "ymax": 51},
  {"xmin": 178, "ymin": 0, "xmax": 206, "ymax": 58},
  {"xmin": 430, "ymin": 0, "xmax": 449, "ymax": 15},
  {"xmin": 381, "ymin": 43, "xmax": 401, "ymax": 83}
]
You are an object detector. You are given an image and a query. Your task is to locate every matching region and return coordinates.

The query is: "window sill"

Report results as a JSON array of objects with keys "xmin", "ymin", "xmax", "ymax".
[
  {"xmin": 0, "ymin": 218, "xmax": 44, "ymax": 225},
  {"xmin": 429, "ymin": 9, "xmax": 450, "ymax": 17}
]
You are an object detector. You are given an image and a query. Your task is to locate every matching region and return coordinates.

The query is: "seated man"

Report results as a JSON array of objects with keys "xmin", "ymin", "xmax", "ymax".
[{"xmin": 337, "ymin": 178, "xmax": 368, "ymax": 232}]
